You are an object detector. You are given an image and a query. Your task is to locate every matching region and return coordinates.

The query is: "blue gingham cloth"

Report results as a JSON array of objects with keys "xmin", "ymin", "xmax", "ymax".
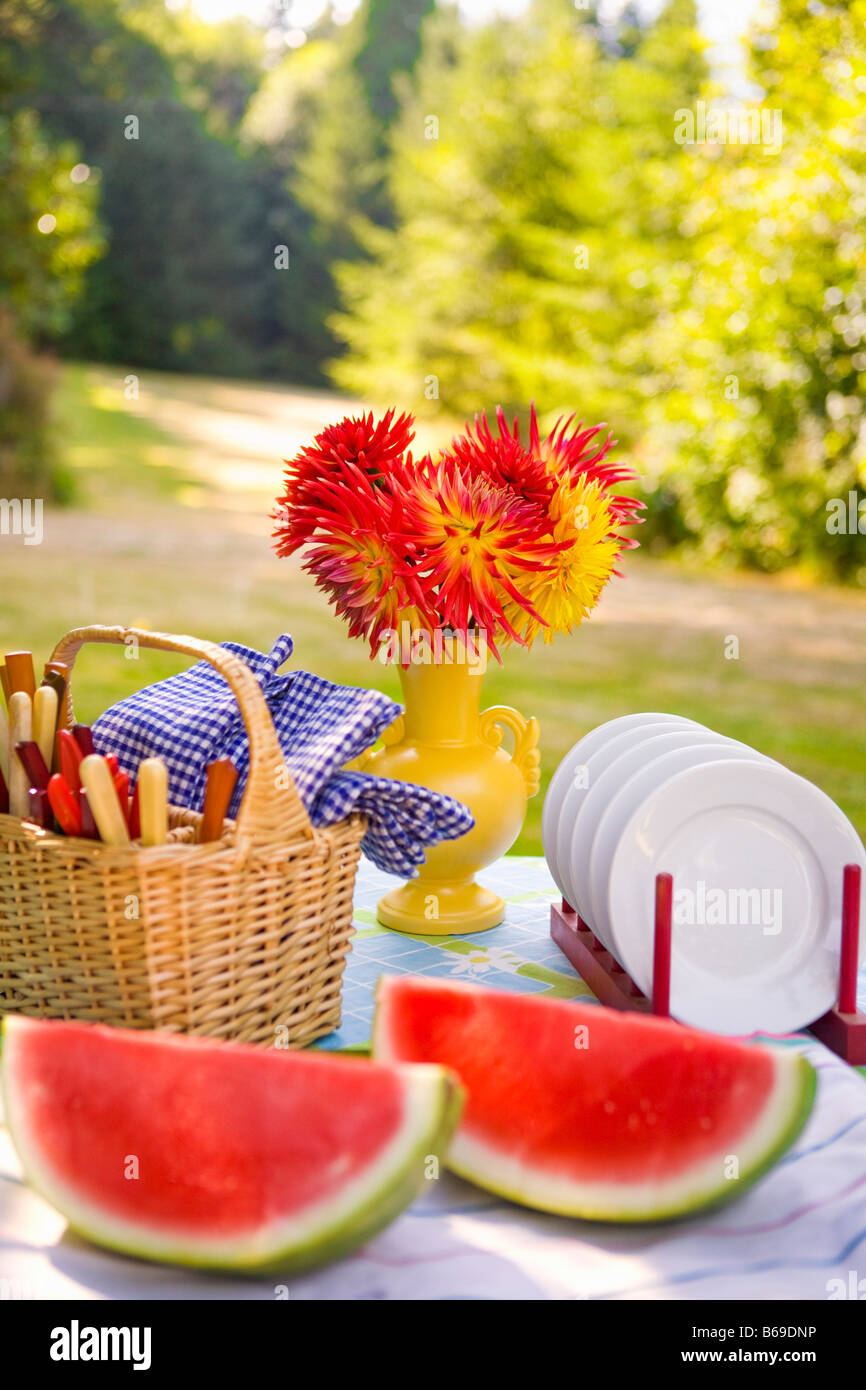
[{"xmin": 91, "ymin": 635, "xmax": 474, "ymax": 877}]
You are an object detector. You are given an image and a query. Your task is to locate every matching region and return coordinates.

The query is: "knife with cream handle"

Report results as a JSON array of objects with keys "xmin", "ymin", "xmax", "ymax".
[
  {"xmin": 138, "ymin": 757, "xmax": 168, "ymax": 846},
  {"xmin": 33, "ymin": 685, "xmax": 58, "ymax": 772},
  {"xmin": 79, "ymin": 754, "xmax": 130, "ymax": 846},
  {"xmin": 8, "ymin": 692, "xmax": 32, "ymax": 818}
]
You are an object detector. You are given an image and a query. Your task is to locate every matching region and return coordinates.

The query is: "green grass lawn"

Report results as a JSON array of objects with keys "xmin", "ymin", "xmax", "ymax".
[{"xmin": 2, "ymin": 361, "xmax": 865, "ymax": 855}]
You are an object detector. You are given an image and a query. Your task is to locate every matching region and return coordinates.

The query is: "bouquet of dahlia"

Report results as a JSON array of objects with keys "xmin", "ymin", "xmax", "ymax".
[{"xmin": 272, "ymin": 406, "xmax": 642, "ymax": 661}]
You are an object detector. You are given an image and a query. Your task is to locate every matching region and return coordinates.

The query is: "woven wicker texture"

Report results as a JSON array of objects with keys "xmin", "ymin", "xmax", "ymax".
[{"xmin": 0, "ymin": 626, "xmax": 365, "ymax": 1045}]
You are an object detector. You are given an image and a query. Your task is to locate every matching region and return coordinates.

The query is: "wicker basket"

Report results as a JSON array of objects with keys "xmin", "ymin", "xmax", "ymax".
[{"xmin": 0, "ymin": 625, "xmax": 366, "ymax": 1046}]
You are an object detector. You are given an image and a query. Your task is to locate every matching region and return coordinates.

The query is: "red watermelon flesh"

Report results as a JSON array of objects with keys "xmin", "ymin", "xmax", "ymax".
[
  {"xmin": 1, "ymin": 1015, "xmax": 462, "ymax": 1272},
  {"xmin": 373, "ymin": 977, "xmax": 816, "ymax": 1221}
]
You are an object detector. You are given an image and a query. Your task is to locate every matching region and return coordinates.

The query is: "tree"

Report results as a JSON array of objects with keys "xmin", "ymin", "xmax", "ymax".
[
  {"xmin": 293, "ymin": 54, "xmax": 383, "ymax": 259},
  {"xmin": 358, "ymin": 0, "xmax": 436, "ymax": 126},
  {"xmin": 0, "ymin": 108, "xmax": 102, "ymax": 495},
  {"xmin": 292, "ymin": 0, "xmax": 436, "ymax": 252},
  {"xmin": 124, "ymin": 1, "xmax": 266, "ymax": 139},
  {"xmin": 0, "ymin": 0, "xmax": 104, "ymax": 497},
  {"xmin": 637, "ymin": 0, "xmax": 866, "ymax": 579},
  {"xmin": 331, "ymin": 0, "xmax": 705, "ymax": 434},
  {"xmin": 1, "ymin": 0, "xmax": 325, "ymax": 381},
  {"xmin": 0, "ymin": 109, "xmax": 102, "ymax": 342},
  {"xmin": 244, "ymin": 0, "xmax": 437, "ymax": 376},
  {"xmin": 242, "ymin": 39, "xmax": 339, "ymax": 175}
]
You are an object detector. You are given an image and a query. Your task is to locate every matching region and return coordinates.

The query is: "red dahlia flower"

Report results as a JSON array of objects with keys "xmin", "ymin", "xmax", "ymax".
[
  {"xmin": 297, "ymin": 480, "xmax": 431, "ymax": 648},
  {"xmin": 273, "ymin": 409, "xmax": 414, "ymax": 554},
  {"xmin": 272, "ymin": 404, "xmax": 641, "ymax": 657},
  {"xmin": 445, "ymin": 408, "xmax": 555, "ymax": 509}
]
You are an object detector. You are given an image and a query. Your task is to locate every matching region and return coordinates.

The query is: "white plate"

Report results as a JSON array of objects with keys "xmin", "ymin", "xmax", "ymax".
[
  {"xmin": 568, "ymin": 729, "xmax": 757, "ymax": 947},
  {"xmin": 588, "ymin": 740, "xmax": 769, "ymax": 956},
  {"xmin": 555, "ymin": 718, "xmax": 704, "ymax": 919},
  {"xmin": 542, "ymin": 712, "xmax": 697, "ymax": 902},
  {"xmin": 607, "ymin": 759, "xmax": 866, "ymax": 1035}
]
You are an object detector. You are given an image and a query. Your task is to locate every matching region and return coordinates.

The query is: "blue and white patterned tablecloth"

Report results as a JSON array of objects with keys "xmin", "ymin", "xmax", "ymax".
[
  {"xmin": 2, "ymin": 856, "xmax": 866, "ymax": 1302},
  {"xmin": 318, "ymin": 855, "xmax": 587, "ymax": 1052}
]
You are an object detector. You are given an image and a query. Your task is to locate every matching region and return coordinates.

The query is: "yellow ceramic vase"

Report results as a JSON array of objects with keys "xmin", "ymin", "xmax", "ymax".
[{"xmin": 363, "ymin": 642, "xmax": 540, "ymax": 935}]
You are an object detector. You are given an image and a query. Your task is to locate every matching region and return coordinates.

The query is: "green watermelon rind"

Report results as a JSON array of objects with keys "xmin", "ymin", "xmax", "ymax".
[
  {"xmin": 1, "ymin": 1015, "xmax": 464, "ymax": 1276},
  {"xmin": 442, "ymin": 1052, "xmax": 816, "ymax": 1223},
  {"xmin": 372, "ymin": 982, "xmax": 818, "ymax": 1224}
]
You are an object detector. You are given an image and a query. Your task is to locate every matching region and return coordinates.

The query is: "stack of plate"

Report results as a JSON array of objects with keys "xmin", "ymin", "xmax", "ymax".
[{"xmin": 543, "ymin": 713, "xmax": 866, "ymax": 1036}]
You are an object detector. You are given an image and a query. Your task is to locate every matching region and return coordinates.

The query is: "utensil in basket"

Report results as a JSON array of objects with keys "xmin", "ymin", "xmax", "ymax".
[{"xmin": 0, "ymin": 625, "xmax": 366, "ymax": 1046}]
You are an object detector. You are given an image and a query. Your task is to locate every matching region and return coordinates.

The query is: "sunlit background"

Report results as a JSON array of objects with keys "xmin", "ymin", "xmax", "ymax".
[
  {"xmin": 185, "ymin": 0, "xmax": 763, "ymax": 82},
  {"xmin": 1, "ymin": 0, "xmax": 865, "ymax": 853}
]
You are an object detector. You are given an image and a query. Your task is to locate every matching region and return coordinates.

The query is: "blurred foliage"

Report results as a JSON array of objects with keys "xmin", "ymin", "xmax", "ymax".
[
  {"xmin": 291, "ymin": 0, "xmax": 435, "ymax": 248},
  {"xmin": 358, "ymin": 0, "xmax": 436, "ymax": 126},
  {"xmin": 244, "ymin": 0, "xmax": 435, "ymax": 378},
  {"xmin": 0, "ymin": 0, "xmax": 864, "ymax": 582},
  {"xmin": 243, "ymin": 39, "xmax": 338, "ymax": 174},
  {"xmin": 0, "ymin": 0, "xmax": 282, "ymax": 377},
  {"xmin": 0, "ymin": 99, "xmax": 102, "ymax": 498},
  {"xmin": 123, "ymin": 0, "xmax": 266, "ymax": 137},
  {"xmin": 0, "ymin": 310, "xmax": 73, "ymax": 501},
  {"xmin": 636, "ymin": 0, "xmax": 866, "ymax": 581},
  {"xmin": 0, "ymin": 108, "xmax": 103, "ymax": 341},
  {"xmin": 332, "ymin": 0, "xmax": 705, "ymax": 424},
  {"xmin": 334, "ymin": 0, "xmax": 866, "ymax": 583},
  {"xmin": 0, "ymin": 0, "xmax": 341, "ymax": 385}
]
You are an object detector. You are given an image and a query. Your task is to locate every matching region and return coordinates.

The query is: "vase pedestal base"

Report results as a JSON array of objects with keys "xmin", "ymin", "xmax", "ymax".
[{"xmin": 376, "ymin": 879, "xmax": 504, "ymax": 935}]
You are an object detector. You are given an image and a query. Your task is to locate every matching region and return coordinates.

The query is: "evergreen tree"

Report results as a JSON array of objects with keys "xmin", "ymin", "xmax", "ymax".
[
  {"xmin": 247, "ymin": 0, "xmax": 436, "ymax": 376},
  {"xmin": 1, "ymin": 0, "xmax": 320, "ymax": 379},
  {"xmin": 639, "ymin": 0, "xmax": 866, "ymax": 579},
  {"xmin": 293, "ymin": 0, "xmax": 435, "ymax": 253},
  {"xmin": 331, "ymin": 0, "xmax": 705, "ymax": 435},
  {"xmin": 0, "ymin": 4, "xmax": 102, "ymax": 495},
  {"xmin": 358, "ymin": 0, "xmax": 436, "ymax": 125}
]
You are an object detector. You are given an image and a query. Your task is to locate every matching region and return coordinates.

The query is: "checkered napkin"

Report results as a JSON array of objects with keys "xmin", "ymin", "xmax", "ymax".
[{"xmin": 91, "ymin": 634, "xmax": 474, "ymax": 877}]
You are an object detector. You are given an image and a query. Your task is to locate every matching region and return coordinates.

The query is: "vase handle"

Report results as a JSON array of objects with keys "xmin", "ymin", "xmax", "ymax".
[{"xmin": 479, "ymin": 705, "xmax": 541, "ymax": 798}]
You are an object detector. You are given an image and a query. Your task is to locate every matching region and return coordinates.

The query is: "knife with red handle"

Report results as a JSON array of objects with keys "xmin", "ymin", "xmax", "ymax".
[
  {"xmin": 113, "ymin": 770, "xmax": 130, "ymax": 826},
  {"xmin": 57, "ymin": 729, "xmax": 84, "ymax": 794},
  {"xmin": 47, "ymin": 774, "xmax": 83, "ymax": 837},
  {"xmin": 14, "ymin": 740, "xmax": 51, "ymax": 790},
  {"xmin": 128, "ymin": 782, "xmax": 141, "ymax": 839},
  {"xmin": 72, "ymin": 725, "xmax": 96, "ymax": 757},
  {"xmin": 27, "ymin": 787, "xmax": 52, "ymax": 829},
  {"xmin": 79, "ymin": 787, "xmax": 98, "ymax": 840}
]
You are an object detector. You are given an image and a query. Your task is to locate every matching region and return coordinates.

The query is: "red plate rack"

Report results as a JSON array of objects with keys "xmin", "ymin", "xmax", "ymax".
[{"xmin": 551, "ymin": 863, "xmax": 866, "ymax": 1063}]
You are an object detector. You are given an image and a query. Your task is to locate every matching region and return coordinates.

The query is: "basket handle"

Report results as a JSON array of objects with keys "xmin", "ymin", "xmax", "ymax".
[{"xmin": 49, "ymin": 625, "xmax": 314, "ymax": 848}]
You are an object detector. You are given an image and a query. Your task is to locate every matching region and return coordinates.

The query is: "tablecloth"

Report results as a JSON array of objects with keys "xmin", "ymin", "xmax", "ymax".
[{"xmin": 2, "ymin": 856, "xmax": 865, "ymax": 1301}]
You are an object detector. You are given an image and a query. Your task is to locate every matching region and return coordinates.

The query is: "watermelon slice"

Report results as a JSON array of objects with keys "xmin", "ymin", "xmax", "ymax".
[
  {"xmin": 372, "ymin": 978, "xmax": 816, "ymax": 1222},
  {"xmin": 1, "ymin": 1014, "xmax": 462, "ymax": 1273}
]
